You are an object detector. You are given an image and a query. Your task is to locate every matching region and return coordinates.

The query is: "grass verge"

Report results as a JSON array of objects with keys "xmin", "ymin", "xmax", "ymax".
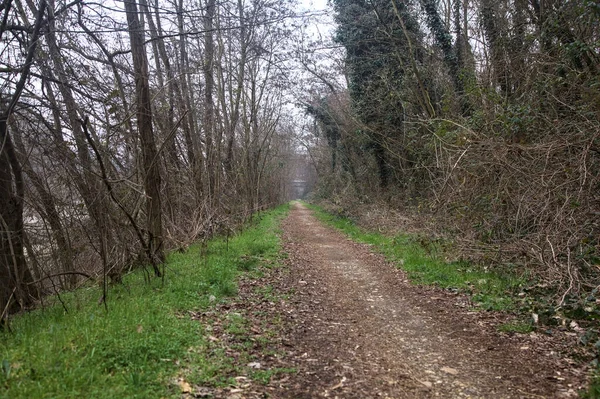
[
  {"xmin": 0, "ymin": 204, "xmax": 289, "ymax": 399},
  {"xmin": 305, "ymin": 203, "xmax": 525, "ymax": 312}
]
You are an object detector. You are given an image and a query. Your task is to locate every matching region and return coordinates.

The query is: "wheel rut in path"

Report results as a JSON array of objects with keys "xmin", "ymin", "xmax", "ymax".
[{"xmin": 275, "ymin": 202, "xmax": 580, "ymax": 398}]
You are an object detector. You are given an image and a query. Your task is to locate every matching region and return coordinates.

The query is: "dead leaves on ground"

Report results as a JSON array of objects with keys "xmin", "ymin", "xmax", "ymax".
[
  {"xmin": 176, "ymin": 270, "xmax": 293, "ymax": 399},
  {"xmin": 176, "ymin": 376, "xmax": 252, "ymax": 399}
]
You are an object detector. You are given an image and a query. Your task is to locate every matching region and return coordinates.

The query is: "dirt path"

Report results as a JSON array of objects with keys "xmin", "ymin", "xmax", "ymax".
[{"xmin": 269, "ymin": 202, "xmax": 584, "ymax": 398}]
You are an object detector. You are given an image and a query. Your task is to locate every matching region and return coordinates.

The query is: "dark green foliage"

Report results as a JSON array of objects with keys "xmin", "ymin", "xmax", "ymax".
[
  {"xmin": 332, "ymin": 0, "xmax": 423, "ymax": 187},
  {"xmin": 497, "ymin": 321, "xmax": 535, "ymax": 334},
  {"xmin": 334, "ymin": 0, "xmax": 418, "ymax": 124},
  {"xmin": 304, "ymin": 99, "xmax": 342, "ymax": 170},
  {"xmin": 419, "ymin": 0, "xmax": 463, "ymax": 96}
]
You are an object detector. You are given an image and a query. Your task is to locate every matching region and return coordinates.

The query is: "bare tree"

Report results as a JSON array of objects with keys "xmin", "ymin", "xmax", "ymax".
[
  {"xmin": 123, "ymin": 0, "xmax": 165, "ymax": 274},
  {"xmin": 0, "ymin": 0, "xmax": 46, "ymax": 316}
]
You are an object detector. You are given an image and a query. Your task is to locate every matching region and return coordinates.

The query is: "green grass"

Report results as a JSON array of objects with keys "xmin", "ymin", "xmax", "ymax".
[
  {"xmin": 0, "ymin": 204, "xmax": 289, "ymax": 399},
  {"xmin": 305, "ymin": 203, "xmax": 525, "ymax": 311},
  {"xmin": 583, "ymin": 373, "xmax": 600, "ymax": 399},
  {"xmin": 249, "ymin": 367, "xmax": 296, "ymax": 385},
  {"xmin": 497, "ymin": 321, "xmax": 535, "ymax": 334}
]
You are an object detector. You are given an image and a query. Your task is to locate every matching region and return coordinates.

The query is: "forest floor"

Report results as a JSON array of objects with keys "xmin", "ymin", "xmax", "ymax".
[{"xmin": 203, "ymin": 201, "xmax": 590, "ymax": 398}]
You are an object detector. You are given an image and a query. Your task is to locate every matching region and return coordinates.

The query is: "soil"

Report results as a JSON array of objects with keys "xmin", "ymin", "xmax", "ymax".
[{"xmin": 187, "ymin": 202, "xmax": 590, "ymax": 398}]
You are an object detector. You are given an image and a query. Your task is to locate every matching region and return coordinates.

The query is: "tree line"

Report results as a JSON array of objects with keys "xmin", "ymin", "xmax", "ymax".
[{"xmin": 0, "ymin": 0, "xmax": 301, "ymax": 318}]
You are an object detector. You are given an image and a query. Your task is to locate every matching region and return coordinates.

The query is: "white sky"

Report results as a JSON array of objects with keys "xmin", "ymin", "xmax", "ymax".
[{"xmin": 299, "ymin": 0, "xmax": 330, "ymax": 12}]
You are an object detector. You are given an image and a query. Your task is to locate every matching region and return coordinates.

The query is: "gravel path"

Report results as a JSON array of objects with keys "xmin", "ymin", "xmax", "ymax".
[{"xmin": 271, "ymin": 202, "xmax": 583, "ymax": 398}]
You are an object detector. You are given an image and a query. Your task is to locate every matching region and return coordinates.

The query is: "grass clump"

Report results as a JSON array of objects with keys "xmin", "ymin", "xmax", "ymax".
[
  {"xmin": 0, "ymin": 204, "xmax": 289, "ymax": 399},
  {"xmin": 497, "ymin": 321, "xmax": 535, "ymax": 334},
  {"xmin": 305, "ymin": 203, "xmax": 525, "ymax": 311},
  {"xmin": 582, "ymin": 372, "xmax": 600, "ymax": 399}
]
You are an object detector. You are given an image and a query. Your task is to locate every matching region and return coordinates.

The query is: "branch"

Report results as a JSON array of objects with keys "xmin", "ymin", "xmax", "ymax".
[
  {"xmin": 3, "ymin": 23, "xmax": 33, "ymax": 33},
  {"xmin": 299, "ymin": 59, "xmax": 337, "ymax": 94},
  {"xmin": 80, "ymin": 117, "xmax": 149, "ymax": 250},
  {"xmin": 0, "ymin": 0, "xmax": 13, "ymax": 41},
  {"xmin": 27, "ymin": 271, "xmax": 92, "ymax": 286},
  {"xmin": 1, "ymin": 0, "xmax": 46, "ymax": 121}
]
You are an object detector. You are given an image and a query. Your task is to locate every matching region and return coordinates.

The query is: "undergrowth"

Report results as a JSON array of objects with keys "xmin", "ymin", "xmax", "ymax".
[
  {"xmin": 305, "ymin": 202, "xmax": 525, "ymax": 312},
  {"xmin": 0, "ymin": 204, "xmax": 289, "ymax": 399}
]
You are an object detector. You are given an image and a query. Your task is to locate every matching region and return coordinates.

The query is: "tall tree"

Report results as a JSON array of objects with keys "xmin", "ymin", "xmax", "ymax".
[
  {"xmin": 123, "ymin": 0, "xmax": 165, "ymax": 274},
  {"xmin": 0, "ymin": 0, "xmax": 46, "ymax": 316},
  {"xmin": 203, "ymin": 0, "xmax": 218, "ymax": 204}
]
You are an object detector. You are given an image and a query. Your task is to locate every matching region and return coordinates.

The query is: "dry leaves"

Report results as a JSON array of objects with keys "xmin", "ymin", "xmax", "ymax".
[{"xmin": 440, "ymin": 367, "xmax": 459, "ymax": 375}]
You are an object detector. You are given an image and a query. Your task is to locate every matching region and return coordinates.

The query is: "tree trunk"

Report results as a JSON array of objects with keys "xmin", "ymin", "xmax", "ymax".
[
  {"xmin": 481, "ymin": 0, "xmax": 510, "ymax": 96},
  {"xmin": 44, "ymin": 0, "xmax": 114, "ymax": 265},
  {"xmin": 203, "ymin": 0, "xmax": 217, "ymax": 205},
  {"xmin": 13, "ymin": 130, "xmax": 75, "ymax": 288},
  {"xmin": 0, "ymin": 121, "xmax": 39, "ymax": 315},
  {"xmin": 139, "ymin": 0, "xmax": 182, "ymax": 170},
  {"xmin": 123, "ymin": 0, "xmax": 165, "ymax": 274},
  {"xmin": 223, "ymin": 0, "xmax": 248, "ymax": 177},
  {"xmin": 420, "ymin": 0, "xmax": 470, "ymax": 113},
  {"xmin": 0, "ymin": 0, "xmax": 46, "ymax": 316},
  {"xmin": 176, "ymin": 0, "xmax": 203, "ymax": 193}
]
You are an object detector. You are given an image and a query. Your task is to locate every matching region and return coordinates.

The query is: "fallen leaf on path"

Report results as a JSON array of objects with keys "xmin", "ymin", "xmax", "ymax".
[
  {"xmin": 569, "ymin": 321, "xmax": 583, "ymax": 332},
  {"xmin": 441, "ymin": 366, "xmax": 459, "ymax": 375},
  {"xmin": 418, "ymin": 379, "xmax": 433, "ymax": 388},
  {"xmin": 177, "ymin": 378, "xmax": 192, "ymax": 393},
  {"xmin": 329, "ymin": 376, "xmax": 347, "ymax": 390},
  {"xmin": 247, "ymin": 361, "xmax": 261, "ymax": 369}
]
